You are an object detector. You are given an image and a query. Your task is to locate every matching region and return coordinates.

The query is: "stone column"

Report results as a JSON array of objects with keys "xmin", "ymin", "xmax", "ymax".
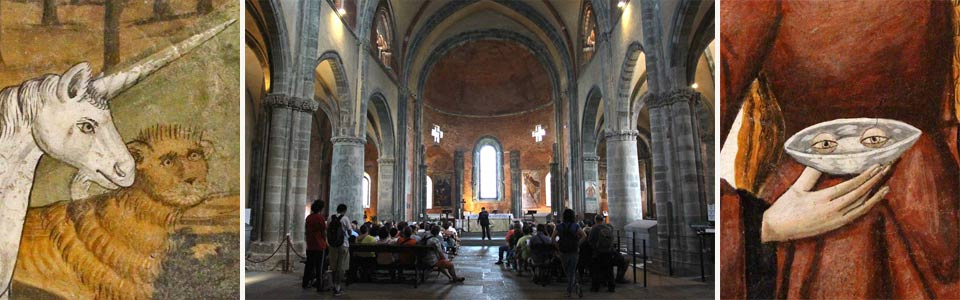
[
  {"xmin": 509, "ymin": 151, "xmax": 521, "ymax": 218},
  {"xmin": 702, "ymin": 135, "xmax": 715, "ymax": 218},
  {"xmin": 376, "ymin": 158, "xmax": 395, "ymax": 222},
  {"xmin": 329, "ymin": 136, "xmax": 366, "ymax": 224},
  {"xmin": 417, "ymin": 146, "xmax": 427, "ymax": 221},
  {"xmin": 395, "ymin": 87, "xmax": 409, "ymax": 222},
  {"xmin": 604, "ymin": 131, "xmax": 643, "ymax": 231},
  {"xmin": 248, "ymin": 94, "xmax": 316, "ymax": 270},
  {"xmin": 582, "ymin": 154, "xmax": 601, "ymax": 214},
  {"xmin": 290, "ymin": 104, "xmax": 312, "ymax": 245},
  {"xmin": 454, "ymin": 150, "xmax": 464, "ymax": 219},
  {"xmin": 649, "ymin": 87, "xmax": 708, "ymax": 276},
  {"xmin": 638, "ymin": 143, "xmax": 655, "ymax": 218},
  {"xmin": 550, "ymin": 143, "xmax": 561, "ymax": 218}
]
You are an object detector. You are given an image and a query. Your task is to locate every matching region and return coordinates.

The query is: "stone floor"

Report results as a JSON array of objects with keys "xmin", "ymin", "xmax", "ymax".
[{"xmin": 245, "ymin": 246, "xmax": 714, "ymax": 299}]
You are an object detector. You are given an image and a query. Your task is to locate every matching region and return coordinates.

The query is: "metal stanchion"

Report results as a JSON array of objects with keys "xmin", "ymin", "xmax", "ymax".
[
  {"xmin": 284, "ymin": 234, "xmax": 291, "ymax": 272},
  {"xmin": 667, "ymin": 233, "xmax": 673, "ymax": 276},
  {"xmin": 617, "ymin": 230, "xmax": 621, "ymax": 252},
  {"xmin": 642, "ymin": 239, "xmax": 647, "ymax": 288},
  {"xmin": 633, "ymin": 232, "xmax": 637, "ymax": 285},
  {"xmin": 699, "ymin": 233, "xmax": 705, "ymax": 282}
]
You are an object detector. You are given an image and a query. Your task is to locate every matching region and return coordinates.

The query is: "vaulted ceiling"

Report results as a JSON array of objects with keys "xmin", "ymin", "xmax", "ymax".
[
  {"xmin": 390, "ymin": 0, "xmax": 587, "ymax": 116},
  {"xmin": 423, "ymin": 40, "xmax": 552, "ymax": 116}
]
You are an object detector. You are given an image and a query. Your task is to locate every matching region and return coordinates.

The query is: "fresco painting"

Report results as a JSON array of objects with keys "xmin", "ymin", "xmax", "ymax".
[
  {"xmin": 0, "ymin": 1, "xmax": 240, "ymax": 299},
  {"xmin": 720, "ymin": 1, "xmax": 960, "ymax": 299}
]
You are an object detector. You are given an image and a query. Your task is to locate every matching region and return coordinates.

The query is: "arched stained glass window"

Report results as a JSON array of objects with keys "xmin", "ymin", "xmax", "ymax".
[
  {"xmin": 426, "ymin": 176, "xmax": 434, "ymax": 209},
  {"xmin": 370, "ymin": 2, "xmax": 394, "ymax": 71},
  {"xmin": 362, "ymin": 173, "xmax": 371, "ymax": 208},
  {"xmin": 473, "ymin": 137, "xmax": 503, "ymax": 201},
  {"xmin": 580, "ymin": 1, "xmax": 598, "ymax": 64},
  {"xmin": 545, "ymin": 172, "xmax": 552, "ymax": 207},
  {"xmin": 478, "ymin": 146, "xmax": 497, "ymax": 199}
]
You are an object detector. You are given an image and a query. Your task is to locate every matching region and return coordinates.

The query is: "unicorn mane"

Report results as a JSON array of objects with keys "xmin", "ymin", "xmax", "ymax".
[{"xmin": 0, "ymin": 73, "xmax": 72, "ymax": 139}]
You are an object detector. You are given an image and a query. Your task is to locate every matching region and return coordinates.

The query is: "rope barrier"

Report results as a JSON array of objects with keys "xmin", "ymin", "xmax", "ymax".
[
  {"xmin": 245, "ymin": 238, "xmax": 286, "ymax": 264},
  {"xmin": 246, "ymin": 234, "xmax": 306, "ymax": 263},
  {"xmin": 289, "ymin": 235, "xmax": 307, "ymax": 259}
]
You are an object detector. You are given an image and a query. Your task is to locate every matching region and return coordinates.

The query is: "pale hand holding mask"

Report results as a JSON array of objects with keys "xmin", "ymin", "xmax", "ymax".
[{"xmin": 761, "ymin": 164, "xmax": 891, "ymax": 242}]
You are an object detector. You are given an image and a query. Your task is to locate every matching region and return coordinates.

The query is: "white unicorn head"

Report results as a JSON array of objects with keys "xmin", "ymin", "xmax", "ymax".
[
  {"xmin": 42, "ymin": 18, "xmax": 235, "ymax": 191},
  {"xmin": 29, "ymin": 62, "xmax": 135, "ymax": 188}
]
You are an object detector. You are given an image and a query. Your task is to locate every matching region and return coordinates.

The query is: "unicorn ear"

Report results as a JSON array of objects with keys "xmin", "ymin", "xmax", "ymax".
[{"xmin": 57, "ymin": 62, "xmax": 92, "ymax": 103}]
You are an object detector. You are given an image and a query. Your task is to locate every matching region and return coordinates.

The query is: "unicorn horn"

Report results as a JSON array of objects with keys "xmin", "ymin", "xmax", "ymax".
[{"xmin": 92, "ymin": 18, "xmax": 237, "ymax": 100}]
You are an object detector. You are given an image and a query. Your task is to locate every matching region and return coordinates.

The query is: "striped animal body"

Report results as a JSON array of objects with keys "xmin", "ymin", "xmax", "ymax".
[{"xmin": 13, "ymin": 125, "xmax": 213, "ymax": 300}]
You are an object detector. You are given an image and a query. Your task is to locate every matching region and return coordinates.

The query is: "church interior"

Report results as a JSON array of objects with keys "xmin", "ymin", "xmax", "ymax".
[{"xmin": 244, "ymin": 0, "xmax": 714, "ymax": 298}]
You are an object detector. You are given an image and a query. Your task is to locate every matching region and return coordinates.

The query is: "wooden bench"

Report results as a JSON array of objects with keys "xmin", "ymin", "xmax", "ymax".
[{"xmin": 347, "ymin": 244, "xmax": 439, "ymax": 288}]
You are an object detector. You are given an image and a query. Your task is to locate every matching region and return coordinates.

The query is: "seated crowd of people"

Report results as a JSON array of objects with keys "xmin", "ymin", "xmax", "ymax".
[
  {"xmin": 302, "ymin": 200, "xmax": 465, "ymax": 297},
  {"xmin": 301, "ymin": 201, "xmax": 630, "ymax": 298},
  {"xmin": 495, "ymin": 210, "xmax": 632, "ymax": 296},
  {"xmin": 350, "ymin": 219, "xmax": 465, "ymax": 283}
]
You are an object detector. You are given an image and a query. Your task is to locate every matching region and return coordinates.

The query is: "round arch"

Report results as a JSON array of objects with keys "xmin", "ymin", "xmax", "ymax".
[
  {"xmin": 367, "ymin": 92, "xmax": 396, "ymax": 158},
  {"xmin": 618, "ymin": 42, "xmax": 645, "ymax": 121},
  {"xmin": 245, "ymin": 0, "xmax": 290, "ymax": 94},
  {"xmin": 581, "ymin": 85, "xmax": 604, "ymax": 156},
  {"xmin": 577, "ymin": 0, "xmax": 600, "ymax": 67},
  {"xmin": 366, "ymin": 0, "xmax": 400, "ymax": 74},
  {"xmin": 472, "ymin": 136, "xmax": 505, "ymax": 202},
  {"xmin": 668, "ymin": 0, "xmax": 715, "ymax": 84},
  {"xmin": 315, "ymin": 51, "xmax": 353, "ymax": 134}
]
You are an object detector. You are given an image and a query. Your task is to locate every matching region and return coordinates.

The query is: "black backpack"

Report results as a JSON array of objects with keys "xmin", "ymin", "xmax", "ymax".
[
  {"xmin": 327, "ymin": 214, "xmax": 345, "ymax": 247},
  {"xmin": 558, "ymin": 223, "xmax": 579, "ymax": 253},
  {"xmin": 590, "ymin": 224, "xmax": 615, "ymax": 253},
  {"xmin": 419, "ymin": 235, "xmax": 437, "ymax": 246}
]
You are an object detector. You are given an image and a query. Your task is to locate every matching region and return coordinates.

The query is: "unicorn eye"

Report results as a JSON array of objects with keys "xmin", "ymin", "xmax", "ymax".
[{"xmin": 76, "ymin": 121, "xmax": 96, "ymax": 134}]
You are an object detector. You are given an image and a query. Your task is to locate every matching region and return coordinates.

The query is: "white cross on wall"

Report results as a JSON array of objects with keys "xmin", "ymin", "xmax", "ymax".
[
  {"xmin": 432, "ymin": 125, "xmax": 444, "ymax": 144},
  {"xmin": 532, "ymin": 124, "xmax": 545, "ymax": 142}
]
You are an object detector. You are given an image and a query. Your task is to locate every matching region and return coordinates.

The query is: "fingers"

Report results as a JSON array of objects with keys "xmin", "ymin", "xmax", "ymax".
[
  {"xmin": 830, "ymin": 166, "xmax": 889, "ymax": 211},
  {"xmin": 841, "ymin": 186, "xmax": 890, "ymax": 217},
  {"xmin": 792, "ymin": 167, "xmax": 824, "ymax": 192},
  {"xmin": 825, "ymin": 164, "xmax": 885, "ymax": 198}
]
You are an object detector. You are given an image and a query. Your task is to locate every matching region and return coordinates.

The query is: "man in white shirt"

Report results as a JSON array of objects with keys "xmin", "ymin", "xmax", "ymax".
[{"xmin": 328, "ymin": 204, "xmax": 351, "ymax": 296}]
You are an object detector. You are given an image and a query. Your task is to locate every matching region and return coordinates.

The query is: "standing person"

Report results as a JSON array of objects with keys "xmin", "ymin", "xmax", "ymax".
[
  {"xmin": 478, "ymin": 207, "xmax": 491, "ymax": 240},
  {"xmin": 327, "ymin": 204, "xmax": 351, "ymax": 297},
  {"xmin": 554, "ymin": 209, "xmax": 585, "ymax": 298},
  {"xmin": 302, "ymin": 200, "xmax": 328, "ymax": 289},
  {"xmin": 587, "ymin": 215, "xmax": 616, "ymax": 292}
]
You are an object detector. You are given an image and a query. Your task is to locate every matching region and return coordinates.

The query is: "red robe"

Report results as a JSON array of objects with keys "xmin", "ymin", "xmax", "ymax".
[{"xmin": 720, "ymin": 1, "xmax": 960, "ymax": 298}]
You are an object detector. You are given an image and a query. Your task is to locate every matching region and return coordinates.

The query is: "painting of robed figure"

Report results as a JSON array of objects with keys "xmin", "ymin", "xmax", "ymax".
[{"xmin": 720, "ymin": 1, "xmax": 960, "ymax": 299}]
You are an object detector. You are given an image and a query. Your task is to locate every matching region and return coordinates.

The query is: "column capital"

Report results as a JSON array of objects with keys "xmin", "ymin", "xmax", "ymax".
[
  {"xmin": 377, "ymin": 157, "xmax": 396, "ymax": 164},
  {"xmin": 604, "ymin": 130, "xmax": 639, "ymax": 142},
  {"xmin": 649, "ymin": 87, "xmax": 702, "ymax": 109},
  {"xmin": 330, "ymin": 136, "xmax": 365, "ymax": 145},
  {"xmin": 265, "ymin": 93, "xmax": 318, "ymax": 112},
  {"xmin": 583, "ymin": 154, "xmax": 601, "ymax": 162}
]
